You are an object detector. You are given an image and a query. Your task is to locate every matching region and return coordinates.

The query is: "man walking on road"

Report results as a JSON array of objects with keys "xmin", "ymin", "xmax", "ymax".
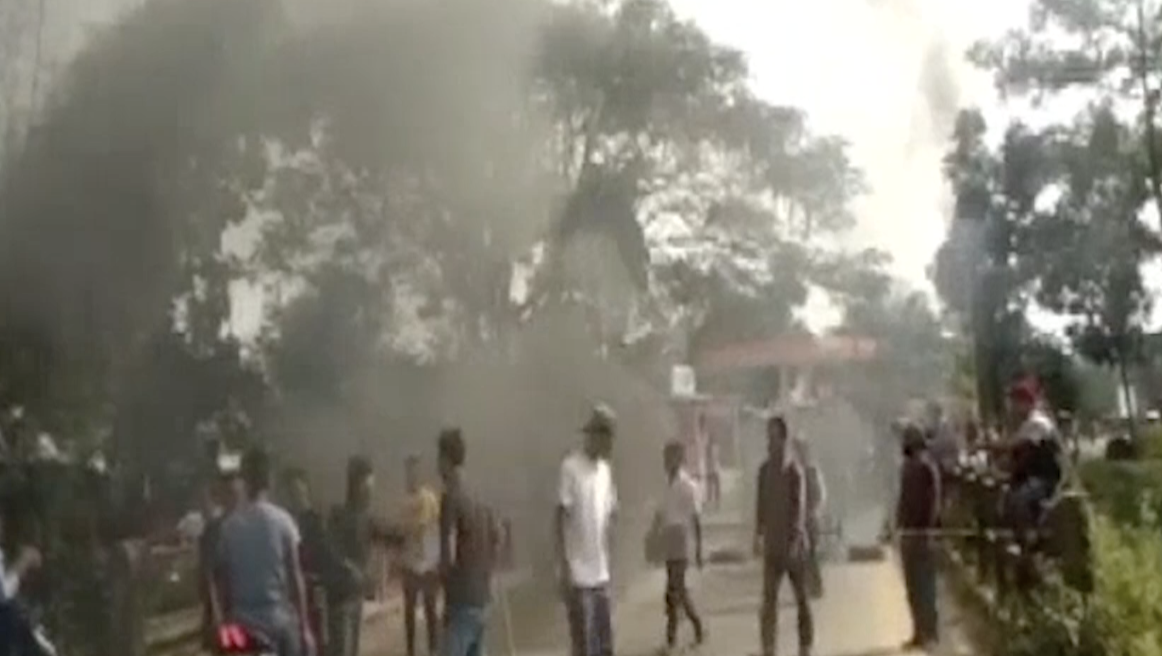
[
  {"xmin": 401, "ymin": 455, "xmax": 441, "ymax": 656},
  {"xmin": 213, "ymin": 448, "xmax": 315, "ymax": 656},
  {"xmin": 557, "ymin": 405, "xmax": 619, "ymax": 656},
  {"xmin": 754, "ymin": 415, "xmax": 813, "ymax": 656},
  {"xmin": 438, "ymin": 428, "xmax": 501, "ymax": 656},
  {"xmin": 658, "ymin": 441, "xmax": 705, "ymax": 652},
  {"xmin": 895, "ymin": 424, "xmax": 941, "ymax": 650}
]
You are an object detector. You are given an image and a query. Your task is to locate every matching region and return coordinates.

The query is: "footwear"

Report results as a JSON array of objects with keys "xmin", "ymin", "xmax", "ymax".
[{"xmin": 903, "ymin": 636, "xmax": 924, "ymax": 650}]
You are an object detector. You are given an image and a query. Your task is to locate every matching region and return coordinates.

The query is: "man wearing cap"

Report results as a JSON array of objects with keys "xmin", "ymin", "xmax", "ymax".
[
  {"xmin": 894, "ymin": 424, "xmax": 941, "ymax": 650},
  {"xmin": 1003, "ymin": 379, "xmax": 1062, "ymax": 536},
  {"xmin": 556, "ymin": 405, "xmax": 619, "ymax": 656}
]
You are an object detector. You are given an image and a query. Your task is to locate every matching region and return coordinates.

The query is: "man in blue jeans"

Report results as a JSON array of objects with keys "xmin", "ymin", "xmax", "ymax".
[
  {"xmin": 556, "ymin": 406, "xmax": 618, "ymax": 656},
  {"xmin": 438, "ymin": 428, "xmax": 500, "ymax": 656}
]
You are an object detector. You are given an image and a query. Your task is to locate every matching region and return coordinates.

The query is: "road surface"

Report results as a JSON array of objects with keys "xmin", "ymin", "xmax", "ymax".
[{"xmin": 361, "ymin": 471, "xmax": 978, "ymax": 656}]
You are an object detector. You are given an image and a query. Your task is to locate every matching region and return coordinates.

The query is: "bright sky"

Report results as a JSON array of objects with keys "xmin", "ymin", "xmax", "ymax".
[{"xmin": 669, "ymin": 0, "xmax": 1032, "ymax": 329}]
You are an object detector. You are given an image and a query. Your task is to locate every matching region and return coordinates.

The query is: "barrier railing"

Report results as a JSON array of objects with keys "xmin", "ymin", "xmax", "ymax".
[{"xmin": 941, "ymin": 462, "xmax": 1092, "ymax": 603}]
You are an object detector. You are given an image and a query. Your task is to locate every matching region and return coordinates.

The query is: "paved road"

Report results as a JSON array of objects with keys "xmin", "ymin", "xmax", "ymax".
[{"xmin": 363, "ymin": 471, "xmax": 978, "ymax": 656}]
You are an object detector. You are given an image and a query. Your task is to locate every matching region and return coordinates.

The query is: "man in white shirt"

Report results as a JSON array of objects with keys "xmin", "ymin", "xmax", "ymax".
[
  {"xmin": 556, "ymin": 405, "xmax": 618, "ymax": 656},
  {"xmin": 658, "ymin": 441, "xmax": 704, "ymax": 652}
]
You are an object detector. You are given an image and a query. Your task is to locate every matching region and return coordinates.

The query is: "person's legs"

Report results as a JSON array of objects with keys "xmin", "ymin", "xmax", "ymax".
[
  {"xmin": 664, "ymin": 561, "xmax": 681, "ymax": 648},
  {"xmin": 566, "ymin": 588, "xmax": 585, "ymax": 656},
  {"xmin": 325, "ymin": 599, "xmax": 360, "ymax": 656},
  {"xmin": 348, "ymin": 600, "xmax": 364, "ymax": 656},
  {"xmin": 674, "ymin": 560, "xmax": 704, "ymax": 643},
  {"xmin": 786, "ymin": 560, "xmax": 814, "ymax": 655},
  {"xmin": 760, "ymin": 556, "xmax": 785, "ymax": 656},
  {"xmin": 592, "ymin": 585, "xmax": 613, "ymax": 656},
  {"xmin": 422, "ymin": 572, "xmax": 441, "ymax": 655},
  {"xmin": 806, "ymin": 520, "xmax": 823, "ymax": 599},
  {"xmin": 404, "ymin": 570, "xmax": 420, "ymax": 656},
  {"xmin": 442, "ymin": 605, "xmax": 485, "ymax": 656},
  {"xmin": 899, "ymin": 541, "xmax": 923, "ymax": 646},
  {"xmin": 913, "ymin": 542, "xmax": 939, "ymax": 644}
]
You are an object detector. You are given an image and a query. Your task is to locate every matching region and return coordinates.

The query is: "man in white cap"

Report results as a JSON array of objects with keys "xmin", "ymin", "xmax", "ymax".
[{"xmin": 556, "ymin": 404, "xmax": 618, "ymax": 656}]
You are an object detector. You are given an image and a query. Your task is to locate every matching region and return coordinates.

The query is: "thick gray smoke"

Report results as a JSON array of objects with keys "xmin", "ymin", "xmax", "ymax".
[{"xmin": 866, "ymin": 0, "xmax": 964, "ymax": 155}]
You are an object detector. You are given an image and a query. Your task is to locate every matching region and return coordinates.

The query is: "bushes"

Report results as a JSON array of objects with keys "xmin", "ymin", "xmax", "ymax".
[
  {"xmin": 987, "ymin": 515, "xmax": 1162, "ymax": 656},
  {"xmin": 1078, "ymin": 460, "xmax": 1162, "ymax": 527}
]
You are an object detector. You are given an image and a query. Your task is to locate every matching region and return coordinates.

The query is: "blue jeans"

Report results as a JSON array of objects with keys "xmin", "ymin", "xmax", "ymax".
[
  {"xmin": 900, "ymin": 537, "xmax": 938, "ymax": 642},
  {"xmin": 442, "ymin": 605, "xmax": 487, "ymax": 656},
  {"xmin": 566, "ymin": 586, "xmax": 612, "ymax": 656}
]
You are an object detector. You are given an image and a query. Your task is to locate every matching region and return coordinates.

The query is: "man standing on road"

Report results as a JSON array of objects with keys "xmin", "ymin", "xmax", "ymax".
[
  {"xmin": 284, "ymin": 468, "xmax": 343, "ymax": 656},
  {"xmin": 895, "ymin": 424, "xmax": 941, "ymax": 650},
  {"xmin": 754, "ymin": 415, "xmax": 813, "ymax": 656},
  {"xmin": 557, "ymin": 405, "xmax": 619, "ymax": 656},
  {"xmin": 213, "ymin": 448, "xmax": 315, "ymax": 656},
  {"xmin": 327, "ymin": 456, "xmax": 394, "ymax": 656},
  {"xmin": 438, "ymin": 429, "xmax": 501, "ymax": 656},
  {"xmin": 659, "ymin": 441, "xmax": 705, "ymax": 652},
  {"xmin": 402, "ymin": 455, "xmax": 441, "ymax": 656}
]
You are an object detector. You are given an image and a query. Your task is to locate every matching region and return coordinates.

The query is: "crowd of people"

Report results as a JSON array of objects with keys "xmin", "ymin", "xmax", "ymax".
[{"xmin": 0, "ymin": 373, "xmax": 1068, "ymax": 656}]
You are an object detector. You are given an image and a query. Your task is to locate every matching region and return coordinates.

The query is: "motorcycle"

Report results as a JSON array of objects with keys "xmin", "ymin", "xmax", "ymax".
[{"xmin": 215, "ymin": 624, "xmax": 276, "ymax": 656}]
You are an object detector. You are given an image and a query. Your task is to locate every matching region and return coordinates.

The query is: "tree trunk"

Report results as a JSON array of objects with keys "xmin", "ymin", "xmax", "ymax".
[{"xmin": 1118, "ymin": 355, "xmax": 1139, "ymax": 443}]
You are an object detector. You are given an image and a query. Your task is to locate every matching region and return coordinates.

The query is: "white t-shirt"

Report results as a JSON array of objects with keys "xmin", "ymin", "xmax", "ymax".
[
  {"xmin": 660, "ymin": 470, "xmax": 701, "ymax": 561},
  {"xmin": 559, "ymin": 451, "xmax": 618, "ymax": 587},
  {"xmin": 1016, "ymin": 410, "xmax": 1057, "ymax": 445}
]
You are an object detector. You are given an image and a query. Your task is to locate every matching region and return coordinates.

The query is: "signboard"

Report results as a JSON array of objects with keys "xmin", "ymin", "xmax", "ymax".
[{"xmin": 671, "ymin": 364, "xmax": 697, "ymax": 398}]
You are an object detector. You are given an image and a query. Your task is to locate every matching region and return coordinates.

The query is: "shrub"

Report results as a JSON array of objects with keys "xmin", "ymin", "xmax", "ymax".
[
  {"xmin": 1078, "ymin": 460, "xmax": 1162, "ymax": 527},
  {"xmin": 989, "ymin": 515, "xmax": 1162, "ymax": 656},
  {"xmin": 1137, "ymin": 424, "xmax": 1162, "ymax": 460}
]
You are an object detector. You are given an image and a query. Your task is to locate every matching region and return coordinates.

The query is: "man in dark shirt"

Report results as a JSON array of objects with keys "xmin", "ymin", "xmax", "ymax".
[
  {"xmin": 753, "ymin": 415, "xmax": 812, "ymax": 656},
  {"xmin": 199, "ymin": 470, "xmax": 243, "ymax": 650},
  {"xmin": 438, "ymin": 428, "xmax": 499, "ymax": 656},
  {"xmin": 895, "ymin": 424, "xmax": 941, "ymax": 649},
  {"xmin": 284, "ymin": 469, "xmax": 342, "ymax": 656},
  {"xmin": 326, "ymin": 457, "xmax": 386, "ymax": 656}
]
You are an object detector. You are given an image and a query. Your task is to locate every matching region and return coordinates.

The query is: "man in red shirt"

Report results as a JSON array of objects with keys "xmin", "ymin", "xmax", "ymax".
[{"xmin": 895, "ymin": 424, "xmax": 941, "ymax": 650}]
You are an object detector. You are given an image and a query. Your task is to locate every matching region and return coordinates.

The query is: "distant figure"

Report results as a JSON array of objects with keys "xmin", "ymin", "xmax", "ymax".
[
  {"xmin": 657, "ymin": 441, "xmax": 704, "ymax": 652},
  {"xmin": 704, "ymin": 436, "xmax": 722, "ymax": 512},
  {"xmin": 402, "ymin": 456, "xmax": 441, "ymax": 656},
  {"xmin": 795, "ymin": 437, "xmax": 826, "ymax": 600},
  {"xmin": 438, "ymin": 429, "xmax": 500, "ymax": 656},
  {"xmin": 557, "ymin": 405, "xmax": 619, "ymax": 656},
  {"xmin": 895, "ymin": 424, "xmax": 941, "ymax": 650},
  {"xmin": 213, "ymin": 448, "xmax": 314, "ymax": 656},
  {"xmin": 754, "ymin": 415, "xmax": 813, "ymax": 656}
]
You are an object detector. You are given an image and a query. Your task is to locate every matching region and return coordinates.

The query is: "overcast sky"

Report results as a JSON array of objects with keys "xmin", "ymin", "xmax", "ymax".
[{"xmin": 669, "ymin": 0, "xmax": 1030, "ymax": 289}]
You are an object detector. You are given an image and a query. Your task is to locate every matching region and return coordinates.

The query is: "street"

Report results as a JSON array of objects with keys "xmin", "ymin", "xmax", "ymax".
[{"xmin": 360, "ymin": 472, "xmax": 978, "ymax": 656}]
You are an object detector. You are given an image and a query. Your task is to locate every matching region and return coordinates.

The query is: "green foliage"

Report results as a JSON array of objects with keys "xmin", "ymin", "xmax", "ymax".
[
  {"xmin": 978, "ymin": 515, "xmax": 1162, "ymax": 656},
  {"xmin": 1079, "ymin": 459, "xmax": 1162, "ymax": 527}
]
